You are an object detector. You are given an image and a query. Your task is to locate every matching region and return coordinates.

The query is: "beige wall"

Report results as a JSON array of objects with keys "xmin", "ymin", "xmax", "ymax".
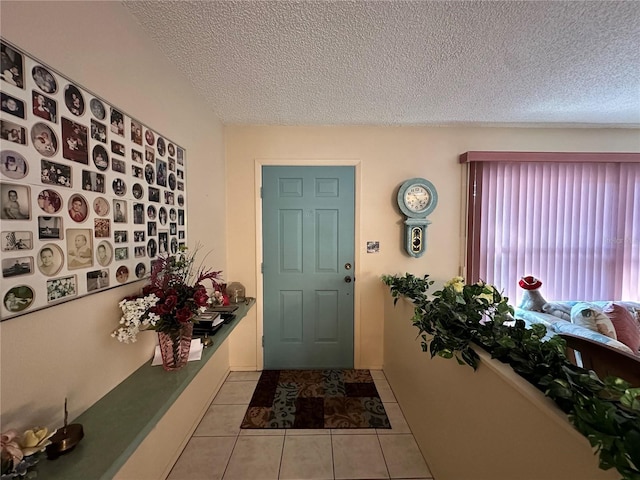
[
  {"xmin": 225, "ymin": 125, "xmax": 640, "ymax": 369},
  {"xmin": 0, "ymin": 2, "xmax": 226, "ymax": 430}
]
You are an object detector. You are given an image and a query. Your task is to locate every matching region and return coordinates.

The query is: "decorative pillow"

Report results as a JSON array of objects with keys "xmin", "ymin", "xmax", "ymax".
[
  {"xmin": 542, "ymin": 302, "xmax": 572, "ymax": 321},
  {"xmin": 570, "ymin": 302, "xmax": 617, "ymax": 340},
  {"xmin": 552, "ymin": 321, "xmax": 634, "ymax": 355},
  {"xmin": 603, "ymin": 302, "xmax": 640, "ymax": 353}
]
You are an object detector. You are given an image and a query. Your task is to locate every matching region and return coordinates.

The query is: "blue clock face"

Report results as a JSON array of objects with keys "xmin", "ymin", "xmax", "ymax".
[{"xmin": 397, "ymin": 178, "xmax": 438, "ymax": 218}]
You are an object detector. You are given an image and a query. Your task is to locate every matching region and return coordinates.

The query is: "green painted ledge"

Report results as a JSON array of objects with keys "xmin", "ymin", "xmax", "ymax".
[{"xmin": 37, "ymin": 300, "xmax": 255, "ymax": 480}]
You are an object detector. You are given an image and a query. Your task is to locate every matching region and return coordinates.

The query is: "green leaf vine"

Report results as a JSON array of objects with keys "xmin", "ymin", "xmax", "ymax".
[{"xmin": 382, "ymin": 273, "xmax": 640, "ymax": 480}]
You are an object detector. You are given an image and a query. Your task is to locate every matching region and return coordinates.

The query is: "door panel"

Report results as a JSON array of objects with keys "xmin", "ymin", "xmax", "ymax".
[{"xmin": 263, "ymin": 166, "xmax": 354, "ymax": 369}]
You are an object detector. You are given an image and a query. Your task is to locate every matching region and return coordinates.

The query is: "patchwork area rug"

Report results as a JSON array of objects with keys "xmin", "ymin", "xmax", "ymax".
[{"xmin": 241, "ymin": 369, "xmax": 391, "ymax": 429}]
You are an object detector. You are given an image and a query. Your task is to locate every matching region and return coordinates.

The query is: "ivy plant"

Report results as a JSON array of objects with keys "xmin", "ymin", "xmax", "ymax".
[{"xmin": 382, "ymin": 273, "xmax": 640, "ymax": 480}]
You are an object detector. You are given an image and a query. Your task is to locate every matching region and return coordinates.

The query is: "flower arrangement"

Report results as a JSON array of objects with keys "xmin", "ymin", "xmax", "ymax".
[
  {"xmin": 1, "ymin": 427, "xmax": 55, "ymax": 479},
  {"xmin": 112, "ymin": 247, "xmax": 223, "ymax": 343}
]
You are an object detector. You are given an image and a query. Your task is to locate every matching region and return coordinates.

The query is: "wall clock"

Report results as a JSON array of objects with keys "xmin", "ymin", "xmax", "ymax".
[{"xmin": 397, "ymin": 178, "xmax": 438, "ymax": 257}]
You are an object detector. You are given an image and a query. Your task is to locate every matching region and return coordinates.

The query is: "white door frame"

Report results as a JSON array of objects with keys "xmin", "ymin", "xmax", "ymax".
[{"xmin": 254, "ymin": 159, "xmax": 362, "ymax": 371}]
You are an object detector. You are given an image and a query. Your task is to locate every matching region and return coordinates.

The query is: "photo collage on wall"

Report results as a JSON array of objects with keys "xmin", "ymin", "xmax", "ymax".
[{"xmin": 0, "ymin": 40, "xmax": 188, "ymax": 320}]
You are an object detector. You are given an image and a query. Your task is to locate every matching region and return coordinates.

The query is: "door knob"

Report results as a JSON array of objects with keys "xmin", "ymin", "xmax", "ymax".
[{"xmin": 344, "ymin": 276, "xmax": 352, "ymax": 283}]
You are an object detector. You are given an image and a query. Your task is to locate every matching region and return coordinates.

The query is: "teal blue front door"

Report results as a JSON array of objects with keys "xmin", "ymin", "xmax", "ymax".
[{"xmin": 262, "ymin": 166, "xmax": 355, "ymax": 369}]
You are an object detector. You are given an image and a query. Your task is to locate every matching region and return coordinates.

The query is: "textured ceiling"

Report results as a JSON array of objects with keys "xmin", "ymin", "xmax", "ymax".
[{"xmin": 123, "ymin": 1, "xmax": 640, "ymax": 127}]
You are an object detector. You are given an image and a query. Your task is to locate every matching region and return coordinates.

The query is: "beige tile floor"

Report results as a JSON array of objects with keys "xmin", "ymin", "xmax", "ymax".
[{"xmin": 168, "ymin": 370, "xmax": 433, "ymax": 480}]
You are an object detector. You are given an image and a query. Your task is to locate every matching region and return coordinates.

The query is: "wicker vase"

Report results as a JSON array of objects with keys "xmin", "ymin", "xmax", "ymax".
[{"xmin": 157, "ymin": 322, "xmax": 193, "ymax": 371}]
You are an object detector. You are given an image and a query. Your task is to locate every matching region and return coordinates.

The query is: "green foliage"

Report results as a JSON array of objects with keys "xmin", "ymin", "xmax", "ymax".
[{"xmin": 383, "ymin": 273, "xmax": 640, "ymax": 480}]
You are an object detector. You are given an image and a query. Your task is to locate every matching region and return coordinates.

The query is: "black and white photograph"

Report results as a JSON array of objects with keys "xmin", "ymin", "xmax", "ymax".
[
  {"xmin": 2, "ymin": 256, "xmax": 33, "ymax": 278},
  {"xmin": 116, "ymin": 265, "xmax": 129, "ymax": 283},
  {"xmin": 169, "ymin": 209, "xmax": 177, "ymax": 222},
  {"xmin": 93, "ymin": 196, "xmax": 109, "ymax": 216},
  {"xmin": 90, "ymin": 98, "xmax": 105, "ymax": 120},
  {"xmin": 168, "ymin": 157, "xmax": 175, "ymax": 172},
  {"xmin": 64, "ymin": 84, "xmax": 84, "ymax": 117},
  {"xmin": 146, "ymin": 238, "xmax": 157, "ymax": 258},
  {"xmin": 178, "ymin": 209, "xmax": 184, "ymax": 225},
  {"xmin": 168, "ymin": 143, "xmax": 175, "ymax": 157},
  {"xmin": 91, "ymin": 119, "xmax": 107, "ymax": 143},
  {"xmin": 156, "ymin": 160, "xmax": 167, "ymax": 187},
  {"xmin": 133, "ymin": 231, "xmax": 145, "ymax": 242},
  {"xmin": 147, "ymin": 221, "xmax": 157, "ymax": 236},
  {"xmin": 111, "ymin": 140, "xmax": 125, "ymax": 156},
  {"xmin": 87, "ymin": 269, "xmax": 109, "ymax": 291},
  {"xmin": 32, "ymin": 65, "xmax": 57, "ymax": 94},
  {"xmin": 131, "ymin": 120, "xmax": 142, "ymax": 145},
  {"xmin": 112, "ymin": 178, "xmax": 126, "ymax": 196},
  {"xmin": 145, "ymin": 146, "xmax": 154, "ymax": 163},
  {"xmin": 3, "ymin": 286, "xmax": 34, "ymax": 314},
  {"xmin": 1, "ymin": 120, "xmax": 27, "ymax": 146},
  {"xmin": 37, "ymin": 189, "xmax": 62, "ymax": 214},
  {"xmin": 92, "ymin": 144, "xmax": 109, "ymax": 171},
  {"xmin": 156, "ymin": 136, "xmax": 166, "ymax": 156},
  {"xmin": 115, "ymin": 247, "xmax": 128, "ymax": 261},
  {"xmin": 1, "ymin": 151, "xmax": 28, "ymax": 180},
  {"xmin": 1, "ymin": 183, "xmax": 30, "ymax": 220},
  {"xmin": 41, "ymin": 159, "xmax": 71, "ymax": 188},
  {"xmin": 178, "ymin": 230, "xmax": 185, "ymax": 240},
  {"xmin": 132, "ymin": 183, "xmax": 143, "ymax": 199},
  {"xmin": 82, "ymin": 170, "xmax": 105, "ymax": 193},
  {"xmin": 133, "ymin": 164, "xmax": 145, "ymax": 179},
  {"xmin": 134, "ymin": 246, "xmax": 145, "ymax": 258},
  {"xmin": 144, "ymin": 163, "xmax": 154, "ymax": 184},
  {"xmin": 147, "ymin": 205, "xmax": 156, "ymax": 220},
  {"xmin": 132, "ymin": 149, "xmax": 143, "ymax": 164},
  {"xmin": 110, "ymin": 107, "xmax": 124, "ymax": 136},
  {"xmin": 1, "ymin": 92, "xmax": 25, "ymax": 119},
  {"xmin": 96, "ymin": 240, "xmax": 112, "ymax": 267},
  {"xmin": 2, "ymin": 231, "xmax": 32, "ymax": 251},
  {"xmin": 176, "ymin": 147, "xmax": 184, "ymax": 165},
  {"xmin": 1, "ymin": 42, "xmax": 24, "ymax": 89},
  {"xmin": 177, "ymin": 194, "xmax": 184, "ymax": 207},
  {"xmin": 31, "ymin": 122, "xmax": 58, "ymax": 157},
  {"xmin": 37, "ymin": 243, "xmax": 63, "ymax": 276},
  {"xmin": 164, "ymin": 191, "xmax": 174, "ymax": 205},
  {"xmin": 148, "ymin": 187, "xmax": 160, "ymax": 203},
  {"xmin": 168, "ymin": 173, "xmax": 176, "ymax": 191},
  {"xmin": 176, "ymin": 169, "xmax": 184, "ymax": 180},
  {"xmin": 32, "ymin": 91, "xmax": 56, "ymax": 122},
  {"xmin": 94, "ymin": 218, "xmax": 110, "ymax": 238},
  {"xmin": 112, "ymin": 158, "xmax": 126, "ymax": 174},
  {"xmin": 145, "ymin": 129, "xmax": 155, "ymax": 146},
  {"xmin": 170, "ymin": 237, "xmax": 178, "ymax": 254},
  {"xmin": 158, "ymin": 231, "xmax": 168, "ymax": 255},
  {"xmin": 114, "ymin": 230, "xmax": 127, "ymax": 243},
  {"xmin": 169, "ymin": 223, "xmax": 177, "ymax": 235},
  {"xmin": 66, "ymin": 228, "xmax": 93, "ymax": 269},
  {"xmin": 38, "ymin": 216, "xmax": 62, "ymax": 240},
  {"xmin": 113, "ymin": 200, "xmax": 127, "ymax": 223},
  {"xmin": 133, "ymin": 203, "xmax": 144, "ymax": 224},
  {"xmin": 62, "ymin": 117, "xmax": 89, "ymax": 164},
  {"xmin": 47, "ymin": 275, "xmax": 77, "ymax": 303},
  {"xmin": 135, "ymin": 262, "xmax": 146, "ymax": 279},
  {"xmin": 158, "ymin": 207, "xmax": 167, "ymax": 225},
  {"xmin": 177, "ymin": 181, "xmax": 184, "ymax": 191}
]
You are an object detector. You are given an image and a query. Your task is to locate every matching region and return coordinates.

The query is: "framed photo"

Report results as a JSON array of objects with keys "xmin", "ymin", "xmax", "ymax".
[
  {"xmin": 94, "ymin": 218, "xmax": 110, "ymax": 238},
  {"xmin": 66, "ymin": 228, "xmax": 93, "ymax": 270},
  {"xmin": 93, "ymin": 196, "xmax": 110, "ymax": 216},
  {"xmin": 92, "ymin": 144, "xmax": 109, "ymax": 171},
  {"xmin": 2, "ymin": 231, "xmax": 33, "ymax": 251},
  {"xmin": 38, "ymin": 216, "xmax": 63, "ymax": 240},
  {"xmin": 133, "ymin": 231, "xmax": 145, "ymax": 242},
  {"xmin": 144, "ymin": 146, "xmax": 154, "ymax": 163},
  {"xmin": 37, "ymin": 243, "xmax": 63, "ymax": 276},
  {"xmin": 32, "ymin": 91, "xmax": 57, "ymax": 122},
  {"xmin": 68, "ymin": 194, "xmax": 88, "ymax": 223},
  {"xmin": 61, "ymin": 118, "xmax": 88, "ymax": 164},
  {"xmin": 1, "ymin": 92, "xmax": 25, "ymax": 119},
  {"xmin": 3, "ymin": 286, "xmax": 34, "ymax": 314},
  {"xmin": 178, "ymin": 209, "xmax": 184, "ymax": 225},
  {"xmin": 148, "ymin": 187, "xmax": 160, "ymax": 203},
  {"xmin": 110, "ymin": 107, "xmax": 124, "ymax": 136},
  {"xmin": 1, "ymin": 183, "xmax": 30, "ymax": 220},
  {"xmin": 168, "ymin": 173, "xmax": 176, "ymax": 191},
  {"xmin": 170, "ymin": 237, "xmax": 178, "ymax": 254},
  {"xmin": 90, "ymin": 119, "xmax": 107, "ymax": 143},
  {"xmin": 37, "ymin": 189, "xmax": 62, "ymax": 214},
  {"xmin": 133, "ymin": 203, "xmax": 144, "ymax": 224},
  {"xmin": 114, "ymin": 247, "xmax": 128, "ymax": 261},
  {"xmin": 114, "ymin": 230, "xmax": 127, "ymax": 243},
  {"xmin": 2, "ymin": 256, "xmax": 33, "ymax": 278},
  {"xmin": 47, "ymin": 275, "xmax": 77, "ymax": 303},
  {"xmin": 178, "ymin": 230, "xmax": 185, "ymax": 240},
  {"xmin": 132, "ymin": 165, "xmax": 143, "ymax": 180},
  {"xmin": 158, "ymin": 207, "xmax": 167, "ymax": 225},
  {"xmin": 132, "ymin": 183, "xmax": 143, "ymax": 199},
  {"xmin": 1, "ymin": 151, "xmax": 28, "ymax": 180},
  {"xmin": 144, "ymin": 164, "xmax": 154, "ymax": 184},
  {"xmin": 41, "ymin": 159, "xmax": 71, "ymax": 188},
  {"xmin": 131, "ymin": 120, "xmax": 142, "ymax": 145},
  {"xmin": 164, "ymin": 191, "xmax": 174, "ymax": 205},
  {"xmin": 112, "ymin": 178, "xmax": 126, "ymax": 196},
  {"xmin": 32, "ymin": 65, "xmax": 57, "ymax": 94},
  {"xmin": 147, "ymin": 222, "xmax": 156, "ymax": 236},
  {"xmin": 169, "ymin": 223, "xmax": 177, "ymax": 235},
  {"xmin": 1, "ymin": 42, "xmax": 25, "ymax": 89},
  {"xmin": 156, "ymin": 137, "xmax": 166, "ymax": 157},
  {"xmin": 177, "ymin": 147, "xmax": 184, "ymax": 165},
  {"xmin": 111, "ymin": 140, "xmax": 125, "ymax": 156},
  {"xmin": 87, "ymin": 269, "xmax": 109, "ymax": 292},
  {"xmin": 90, "ymin": 98, "xmax": 105, "ymax": 120},
  {"xmin": 132, "ymin": 149, "xmax": 143, "ymax": 164},
  {"xmin": 168, "ymin": 157, "xmax": 176, "ymax": 172},
  {"xmin": 31, "ymin": 122, "xmax": 58, "ymax": 157},
  {"xmin": 135, "ymin": 262, "xmax": 146, "ymax": 279},
  {"xmin": 146, "ymin": 238, "xmax": 157, "ymax": 258},
  {"xmin": 1, "ymin": 120, "xmax": 27, "ymax": 146},
  {"xmin": 116, "ymin": 265, "xmax": 129, "ymax": 283},
  {"xmin": 96, "ymin": 240, "xmax": 113, "ymax": 267},
  {"xmin": 113, "ymin": 200, "xmax": 127, "ymax": 223},
  {"xmin": 158, "ymin": 231, "xmax": 168, "ymax": 255},
  {"xmin": 177, "ymin": 194, "xmax": 184, "ymax": 207},
  {"xmin": 64, "ymin": 84, "xmax": 84, "ymax": 116},
  {"xmin": 134, "ymin": 246, "xmax": 145, "ymax": 258},
  {"xmin": 145, "ymin": 129, "xmax": 155, "ymax": 146},
  {"xmin": 156, "ymin": 160, "xmax": 167, "ymax": 187},
  {"xmin": 82, "ymin": 170, "xmax": 105, "ymax": 193},
  {"xmin": 112, "ymin": 158, "xmax": 126, "ymax": 174},
  {"xmin": 146, "ymin": 205, "xmax": 156, "ymax": 220}
]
